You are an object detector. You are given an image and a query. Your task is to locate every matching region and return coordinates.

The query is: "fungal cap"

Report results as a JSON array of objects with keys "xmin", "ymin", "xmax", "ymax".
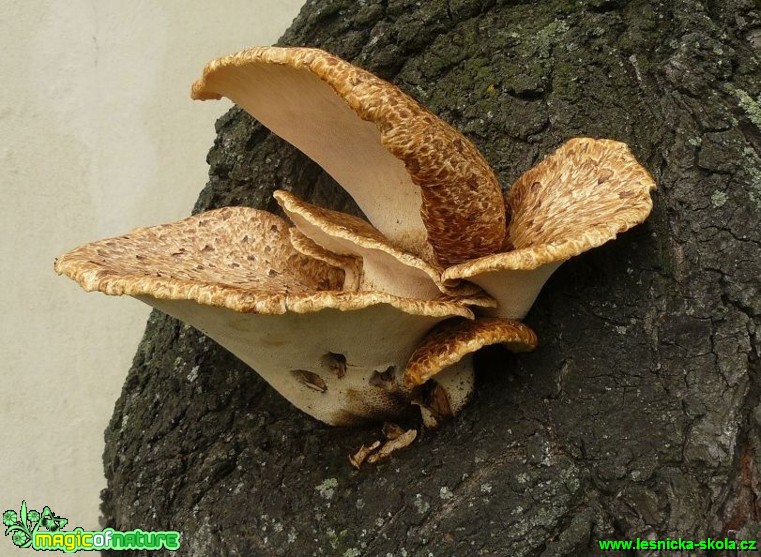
[
  {"xmin": 54, "ymin": 206, "xmax": 473, "ymax": 319},
  {"xmin": 274, "ymin": 189, "xmax": 484, "ymax": 301},
  {"xmin": 404, "ymin": 318, "xmax": 539, "ymax": 387},
  {"xmin": 444, "ymin": 137, "xmax": 656, "ymax": 280},
  {"xmin": 191, "ymin": 46, "xmax": 506, "ymax": 266},
  {"xmin": 442, "ymin": 138, "xmax": 656, "ymax": 319},
  {"xmin": 55, "ymin": 206, "xmax": 482, "ymax": 425}
]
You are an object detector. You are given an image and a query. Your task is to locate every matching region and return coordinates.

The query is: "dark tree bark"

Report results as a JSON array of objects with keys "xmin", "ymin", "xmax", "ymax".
[{"xmin": 102, "ymin": 0, "xmax": 761, "ymax": 555}]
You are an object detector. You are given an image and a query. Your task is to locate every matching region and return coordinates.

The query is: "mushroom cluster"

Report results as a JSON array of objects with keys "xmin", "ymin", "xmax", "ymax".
[{"xmin": 55, "ymin": 47, "xmax": 656, "ymax": 427}]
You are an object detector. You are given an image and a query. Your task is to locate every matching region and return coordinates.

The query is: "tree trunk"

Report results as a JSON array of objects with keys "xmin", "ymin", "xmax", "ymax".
[{"xmin": 102, "ymin": 0, "xmax": 761, "ymax": 555}]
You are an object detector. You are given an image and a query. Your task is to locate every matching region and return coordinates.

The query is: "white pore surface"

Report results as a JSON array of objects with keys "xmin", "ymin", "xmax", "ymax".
[
  {"xmin": 0, "ymin": 0, "xmax": 304, "ymax": 539},
  {"xmin": 208, "ymin": 63, "xmax": 430, "ymax": 256},
  {"xmin": 145, "ymin": 298, "xmax": 466, "ymax": 426}
]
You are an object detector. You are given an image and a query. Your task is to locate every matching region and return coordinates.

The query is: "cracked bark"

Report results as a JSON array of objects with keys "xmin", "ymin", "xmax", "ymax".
[{"xmin": 101, "ymin": 0, "xmax": 761, "ymax": 555}]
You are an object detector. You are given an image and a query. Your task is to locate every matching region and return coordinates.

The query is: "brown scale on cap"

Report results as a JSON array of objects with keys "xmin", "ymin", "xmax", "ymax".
[
  {"xmin": 54, "ymin": 207, "xmax": 344, "ymax": 314},
  {"xmin": 506, "ymin": 137, "xmax": 656, "ymax": 257},
  {"xmin": 191, "ymin": 47, "xmax": 506, "ymax": 268},
  {"xmin": 441, "ymin": 138, "xmax": 656, "ymax": 319},
  {"xmin": 404, "ymin": 318, "xmax": 538, "ymax": 387}
]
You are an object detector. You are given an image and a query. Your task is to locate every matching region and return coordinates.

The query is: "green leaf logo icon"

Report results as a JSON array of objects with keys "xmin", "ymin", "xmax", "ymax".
[{"xmin": 3, "ymin": 501, "xmax": 68, "ymax": 549}]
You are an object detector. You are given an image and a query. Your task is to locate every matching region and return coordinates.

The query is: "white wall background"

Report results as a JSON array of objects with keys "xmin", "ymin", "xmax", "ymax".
[{"xmin": 0, "ymin": 0, "xmax": 305, "ymax": 544}]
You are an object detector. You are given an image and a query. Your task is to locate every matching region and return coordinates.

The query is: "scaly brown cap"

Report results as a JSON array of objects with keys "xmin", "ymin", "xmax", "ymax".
[
  {"xmin": 54, "ymin": 206, "xmax": 473, "ymax": 319},
  {"xmin": 444, "ymin": 138, "xmax": 656, "ymax": 280},
  {"xmin": 191, "ymin": 46, "xmax": 506, "ymax": 267},
  {"xmin": 404, "ymin": 318, "xmax": 538, "ymax": 387}
]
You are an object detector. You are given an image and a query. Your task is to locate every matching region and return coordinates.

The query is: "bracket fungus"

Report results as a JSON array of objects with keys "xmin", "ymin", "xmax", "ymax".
[
  {"xmin": 55, "ymin": 46, "xmax": 655, "ymax": 430},
  {"xmin": 54, "ymin": 207, "xmax": 503, "ymax": 425}
]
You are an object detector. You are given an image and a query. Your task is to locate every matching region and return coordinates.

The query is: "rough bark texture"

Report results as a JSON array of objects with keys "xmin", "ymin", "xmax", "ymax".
[{"xmin": 102, "ymin": 0, "xmax": 761, "ymax": 555}]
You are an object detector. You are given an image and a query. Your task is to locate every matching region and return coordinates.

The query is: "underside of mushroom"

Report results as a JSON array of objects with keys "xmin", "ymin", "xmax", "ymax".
[{"xmin": 55, "ymin": 46, "xmax": 656, "ymax": 431}]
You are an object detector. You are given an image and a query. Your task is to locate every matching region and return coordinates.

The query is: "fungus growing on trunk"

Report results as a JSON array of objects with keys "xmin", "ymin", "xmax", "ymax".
[
  {"xmin": 56, "ymin": 46, "xmax": 655, "ymax": 432},
  {"xmin": 55, "ymin": 207, "xmax": 536, "ymax": 425}
]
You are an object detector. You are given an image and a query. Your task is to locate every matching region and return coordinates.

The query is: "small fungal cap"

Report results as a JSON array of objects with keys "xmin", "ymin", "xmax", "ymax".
[
  {"xmin": 404, "ymin": 318, "xmax": 538, "ymax": 387},
  {"xmin": 506, "ymin": 138, "xmax": 656, "ymax": 255},
  {"xmin": 275, "ymin": 189, "xmax": 484, "ymax": 300},
  {"xmin": 289, "ymin": 228, "xmax": 362, "ymax": 291}
]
